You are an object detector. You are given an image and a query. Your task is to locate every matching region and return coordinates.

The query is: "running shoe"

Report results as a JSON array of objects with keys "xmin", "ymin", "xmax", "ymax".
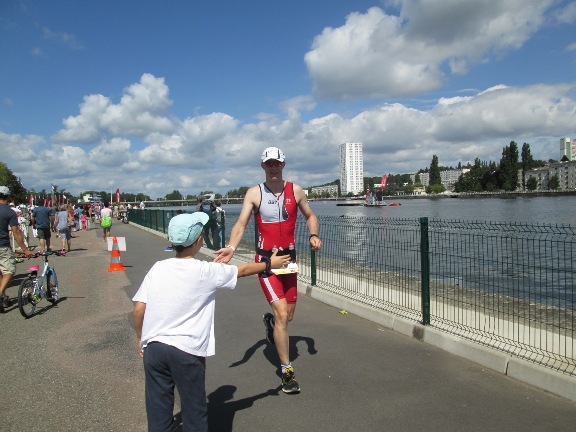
[
  {"xmin": 263, "ymin": 312, "xmax": 275, "ymax": 345},
  {"xmin": 281, "ymin": 367, "xmax": 300, "ymax": 394},
  {"xmin": 2, "ymin": 295, "xmax": 13, "ymax": 308}
]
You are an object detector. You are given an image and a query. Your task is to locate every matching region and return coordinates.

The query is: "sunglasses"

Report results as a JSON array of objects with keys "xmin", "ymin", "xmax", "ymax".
[{"xmin": 264, "ymin": 160, "xmax": 283, "ymax": 167}]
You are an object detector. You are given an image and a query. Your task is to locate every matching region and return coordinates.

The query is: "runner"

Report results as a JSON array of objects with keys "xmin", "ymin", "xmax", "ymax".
[{"xmin": 214, "ymin": 147, "xmax": 322, "ymax": 393}]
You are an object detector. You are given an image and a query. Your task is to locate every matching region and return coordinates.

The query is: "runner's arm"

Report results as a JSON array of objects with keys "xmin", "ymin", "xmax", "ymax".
[
  {"xmin": 213, "ymin": 185, "xmax": 259, "ymax": 263},
  {"xmin": 294, "ymin": 184, "xmax": 322, "ymax": 251}
]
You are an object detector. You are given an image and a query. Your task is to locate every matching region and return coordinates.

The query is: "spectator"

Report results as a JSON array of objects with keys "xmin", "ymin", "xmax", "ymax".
[
  {"xmin": 31, "ymin": 202, "xmax": 54, "ymax": 252},
  {"xmin": 132, "ymin": 212, "xmax": 290, "ymax": 431},
  {"xmin": 0, "ymin": 186, "xmax": 33, "ymax": 312},
  {"xmin": 197, "ymin": 196, "xmax": 219, "ymax": 250},
  {"xmin": 54, "ymin": 205, "xmax": 72, "ymax": 252},
  {"xmin": 100, "ymin": 201, "xmax": 113, "ymax": 241},
  {"xmin": 214, "ymin": 200, "xmax": 225, "ymax": 250}
]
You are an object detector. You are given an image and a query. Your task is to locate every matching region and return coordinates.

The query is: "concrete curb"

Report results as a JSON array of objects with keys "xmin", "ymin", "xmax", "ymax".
[{"xmin": 300, "ymin": 281, "xmax": 576, "ymax": 402}]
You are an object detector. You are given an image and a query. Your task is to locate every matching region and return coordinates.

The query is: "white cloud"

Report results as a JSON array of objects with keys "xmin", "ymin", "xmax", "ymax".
[
  {"xmin": 53, "ymin": 74, "xmax": 174, "ymax": 143},
  {"xmin": 305, "ymin": 0, "xmax": 554, "ymax": 99},
  {"xmin": 3, "ymin": 74, "xmax": 575, "ymax": 199},
  {"xmin": 43, "ymin": 27, "xmax": 83, "ymax": 50}
]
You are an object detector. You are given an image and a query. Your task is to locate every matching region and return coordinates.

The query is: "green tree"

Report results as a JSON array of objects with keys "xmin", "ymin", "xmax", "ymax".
[
  {"xmin": 526, "ymin": 176, "xmax": 538, "ymax": 191},
  {"xmin": 498, "ymin": 141, "xmax": 519, "ymax": 191},
  {"xmin": 427, "ymin": 183, "xmax": 445, "ymax": 194},
  {"xmin": 521, "ymin": 142, "xmax": 534, "ymax": 189},
  {"xmin": 165, "ymin": 190, "xmax": 183, "ymax": 200},
  {"xmin": 548, "ymin": 175, "xmax": 560, "ymax": 190},
  {"xmin": 429, "ymin": 155, "xmax": 441, "ymax": 186},
  {"xmin": 0, "ymin": 162, "xmax": 27, "ymax": 204}
]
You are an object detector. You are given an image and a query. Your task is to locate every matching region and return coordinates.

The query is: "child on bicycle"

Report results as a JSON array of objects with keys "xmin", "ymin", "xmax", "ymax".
[{"xmin": 132, "ymin": 212, "xmax": 289, "ymax": 432}]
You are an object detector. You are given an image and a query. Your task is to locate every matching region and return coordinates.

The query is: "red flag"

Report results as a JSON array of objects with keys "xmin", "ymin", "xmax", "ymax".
[
  {"xmin": 29, "ymin": 195, "xmax": 33, "ymax": 206},
  {"xmin": 381, "ymin": 175, "xmax": 388, "ymax": 188},
  {"xmin": 115, "ymin": 188, "xmax": 121, "ymax": 204}
]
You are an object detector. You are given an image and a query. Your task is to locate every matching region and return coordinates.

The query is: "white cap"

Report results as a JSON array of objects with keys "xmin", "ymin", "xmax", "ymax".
[
  {"xmin": 0, "ymin": 186, "xmax": 10, "ymax": 195},
  {"xmin": 168, "ymin": 212, "xmax": 209, "ymax": 247},
  {"xmin": 261, "ymin": 147, "xmax": 285, "ymax": 163}
]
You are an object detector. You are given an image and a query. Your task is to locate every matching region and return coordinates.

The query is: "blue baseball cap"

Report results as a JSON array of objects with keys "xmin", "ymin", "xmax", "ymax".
[{"xmin": 168, "ymin": 212, "xmax": 209, "ymax": 247}]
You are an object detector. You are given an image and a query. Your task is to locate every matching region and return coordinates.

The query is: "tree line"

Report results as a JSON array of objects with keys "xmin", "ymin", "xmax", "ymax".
[{"xmin": 0, "ymin": 141, "xmax": 559, "ymax": 206}]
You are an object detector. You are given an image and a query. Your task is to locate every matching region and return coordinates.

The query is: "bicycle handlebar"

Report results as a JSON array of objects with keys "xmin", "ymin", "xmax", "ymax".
[{"xmin": 17, "ymin": 250, "xmax": 67, "ymax": 259}]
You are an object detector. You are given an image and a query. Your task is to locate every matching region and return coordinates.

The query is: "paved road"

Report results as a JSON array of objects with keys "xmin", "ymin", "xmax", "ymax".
[{"xmin": 2, "ymin": 222, "xmax": 575, "ymax": 431}]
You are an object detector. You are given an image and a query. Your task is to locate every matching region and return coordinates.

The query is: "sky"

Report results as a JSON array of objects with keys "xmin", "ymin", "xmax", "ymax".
[{"xmin": 1, "ymin": 0, "xmax": 575, "ymax": 199}]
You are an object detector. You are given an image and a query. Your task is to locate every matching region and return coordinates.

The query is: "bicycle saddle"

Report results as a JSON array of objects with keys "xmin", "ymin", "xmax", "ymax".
[{"xmin": 26, "ymin": 265, "xmax": 40, "ymax": 272}]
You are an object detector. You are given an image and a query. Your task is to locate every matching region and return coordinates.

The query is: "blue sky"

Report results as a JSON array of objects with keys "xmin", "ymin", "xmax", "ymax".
[{"xmin": 1, "ymin": 0, "xmax": 575, "ymax": 199}]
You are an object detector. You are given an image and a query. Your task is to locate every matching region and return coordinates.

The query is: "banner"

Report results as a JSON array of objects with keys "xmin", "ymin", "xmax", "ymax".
[
  {"xmin": 115, "ymin": 188, "xmax": 121, "ymax": 204},
  {"xmin": 381, "ymin": 175, "xmax": 388, "ymax": 188}
]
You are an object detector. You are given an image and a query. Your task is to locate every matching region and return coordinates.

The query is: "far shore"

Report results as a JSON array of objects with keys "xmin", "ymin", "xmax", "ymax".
[{"xmin": 312, "ymin": 190, "xmax": 576, "ymax": 201}]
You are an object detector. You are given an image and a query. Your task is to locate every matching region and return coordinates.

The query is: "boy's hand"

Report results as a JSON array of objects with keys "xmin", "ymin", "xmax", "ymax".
[{"xmin": 270, "ymin": 248, "xmax": 291, "ymax": 269}]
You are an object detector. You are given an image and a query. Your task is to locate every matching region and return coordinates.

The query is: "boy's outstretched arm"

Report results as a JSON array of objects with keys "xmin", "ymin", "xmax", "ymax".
[{"xmin": 237, "ymin": 249, "xmax": 290, "ymax": 278}]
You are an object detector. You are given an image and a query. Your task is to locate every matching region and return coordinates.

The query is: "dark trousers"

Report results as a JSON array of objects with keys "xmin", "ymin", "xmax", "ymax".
[
  {"xmin": 143, "ymin": 342, "xmax": 207, "ymax": 432},
  {"xmin": 203, "ymin": 220, "xmax": 219, "ymax": 250}
]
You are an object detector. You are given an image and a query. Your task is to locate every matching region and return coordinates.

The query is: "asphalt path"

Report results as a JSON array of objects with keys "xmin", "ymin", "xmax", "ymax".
[{"xmin": 2, "ymin": 221, "xmax": 575, "ymax": 431}]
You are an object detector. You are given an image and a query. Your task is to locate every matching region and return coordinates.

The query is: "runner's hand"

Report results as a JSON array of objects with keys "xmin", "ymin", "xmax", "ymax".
[{"xmin": 213, "ymin": 246, "xmax": 234, "ymax": 263}]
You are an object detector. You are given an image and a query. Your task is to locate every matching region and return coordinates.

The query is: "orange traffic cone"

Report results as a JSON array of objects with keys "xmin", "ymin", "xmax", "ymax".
[{"xmin": 107, "ymin": 236, "xmax": 126, "ymax": 272}]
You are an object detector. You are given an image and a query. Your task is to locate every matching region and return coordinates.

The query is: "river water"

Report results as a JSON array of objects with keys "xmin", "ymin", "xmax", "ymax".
[
  {"xmin": 153, "ymin": 195, "xmax": 576, "ymax": 310},
  {"xmin": 159, "ymin": 195, "xmax": 576, "ymax": 225},
  {"xmin": 307, "ymin": 195, "xmax": 576, "ymax": 225}
]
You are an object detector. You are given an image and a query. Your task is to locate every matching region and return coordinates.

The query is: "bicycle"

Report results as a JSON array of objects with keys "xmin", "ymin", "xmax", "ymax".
[{"xmin": 17, "ymin": 250, "xmax": 66, "ymax": 318}]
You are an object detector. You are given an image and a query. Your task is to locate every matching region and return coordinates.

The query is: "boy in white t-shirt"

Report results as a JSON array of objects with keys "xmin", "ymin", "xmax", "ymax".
[{"xmin": 132, "ymin": 212, "xmax": 289, "ymax": 432}]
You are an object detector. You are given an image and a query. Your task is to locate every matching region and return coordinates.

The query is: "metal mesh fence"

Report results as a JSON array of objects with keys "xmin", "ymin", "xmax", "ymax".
[{"xmin": 129, "ymin": 209, "xmax": 575, "ymax": 375}]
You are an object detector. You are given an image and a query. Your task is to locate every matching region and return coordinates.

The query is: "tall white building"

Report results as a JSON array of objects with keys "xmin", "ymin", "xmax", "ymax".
[
  {"xmin": 560, "ymin": 137, "xmax": 575, "ymax": 161},
  {"xmin": 340, "ymin": 142, "xmax": 364, "ymax": 194}
]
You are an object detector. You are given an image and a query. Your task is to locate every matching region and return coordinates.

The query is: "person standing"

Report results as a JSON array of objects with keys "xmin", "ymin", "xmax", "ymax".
[
  {"xmin": 53, "ymin": 205, "xmax": 72, "ymax": 252},
  {"xmin": 132, "ymin": 212, "xmax": 290, "ymax": 431},
  {"xmin": 31, "ymin": 201, "xmax": 54, "ymax": 252},
  {"xmin": 214, "ymin": 147, "xmax": 322, "ymax": 393},
  {"xmin": 197, "ymin": 196, "xmax": 219, "ymax": 250},
  {"xmin": 0, "ymin": 186, "xmax": 33, "ymax": 312},
  {"xmin": 100, "ymin": 201, "xmax": 113, "ymax": 241},
  {"xmin": 214, "ymin": 200, "xmax": 225, "ymax": 250}
]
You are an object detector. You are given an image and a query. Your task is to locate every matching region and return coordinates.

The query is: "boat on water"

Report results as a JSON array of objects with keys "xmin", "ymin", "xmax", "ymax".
[
  {"xmin": 364, "ymin": 194, "xmax": 402, "ymax": 207},
  {"xmin": 364, "ymin": 194, "xmax": 386, "ymax": 207}
]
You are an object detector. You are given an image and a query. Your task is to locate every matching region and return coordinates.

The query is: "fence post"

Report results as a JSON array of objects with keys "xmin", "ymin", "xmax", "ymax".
[
  {"xmin": 420, "ymin": 217, "xmax": 431, "ymax": 325},
  {"xmin": 311, "ymin": 249, "xmax": 317, "ymax": 286},
  {"xmin": 221, "ymin": 211, "xmax": 226, "ymax": 248}
]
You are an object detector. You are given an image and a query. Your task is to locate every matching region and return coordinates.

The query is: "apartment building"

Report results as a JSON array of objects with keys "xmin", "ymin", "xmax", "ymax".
[
  {"xmin": 311, "ymin": 184, "xmax": 339, "ymax": 197},
  {"xmin": 560, "ymin": 137, "xmax": 576, "ymax": 161},
  {"xmin": 525, "ymin": 160, "xmax": 576, "ymax": 191},
  {"xmin": 340, "ymin": 142, "xmax": 364, "ymax": 194},
  {"xmin": 410, "ymin": 168, "xmax": 469, "ymax": 190}
]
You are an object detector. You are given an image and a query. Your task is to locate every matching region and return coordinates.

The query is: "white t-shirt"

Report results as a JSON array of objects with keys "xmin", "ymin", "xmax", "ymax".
[
  {"xmin": 100, "ymin": 207, "xmax": 113, "ymax": 218},
  {"xmin": 132, "ymin": 258, "xmax": 238, "ymax": 357}
]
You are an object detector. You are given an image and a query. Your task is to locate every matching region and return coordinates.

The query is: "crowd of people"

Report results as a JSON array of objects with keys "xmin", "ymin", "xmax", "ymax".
[{"xmin": 2, "ymin": 146, "xmax": 324, "ymax": 431}]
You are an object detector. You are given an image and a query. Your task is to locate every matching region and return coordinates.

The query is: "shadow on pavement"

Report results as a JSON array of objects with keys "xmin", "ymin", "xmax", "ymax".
[{"xmin": 229, "ymin": 336, "xmax": 318, "ymax": 374}]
